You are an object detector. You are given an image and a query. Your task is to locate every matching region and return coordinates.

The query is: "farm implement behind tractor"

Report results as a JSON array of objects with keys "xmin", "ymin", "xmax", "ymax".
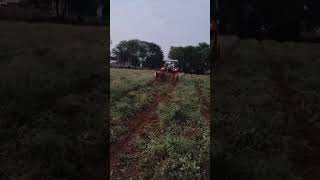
[{"xmin": 155, "ymin": 60, "xmax": 180, "ymax": 83}]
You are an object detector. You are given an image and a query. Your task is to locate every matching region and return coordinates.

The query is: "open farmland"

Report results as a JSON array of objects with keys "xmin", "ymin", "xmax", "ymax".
[
  {"xmin": 110, "ymin": 68, "xmax": 167, "ymax": 143},
  {"xmin": 110, "ymin": 68, "xmax": 210, "ymax": 179},
  {"xmin": 213, "ymin": 36, "xmax": 320, "ymax": 180},
  {"xmin": 111, "ymin": 68, "xmax": 155, "ymax": 103},
  {"xmin": 0, "ymin": 21, "xmax": 108, "ymax": 180}
]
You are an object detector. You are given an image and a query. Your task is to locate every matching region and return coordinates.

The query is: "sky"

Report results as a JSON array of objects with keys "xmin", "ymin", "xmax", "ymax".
[{"xmin": 110, "ymin": 0, "xmax": 210, "ymax": 58}]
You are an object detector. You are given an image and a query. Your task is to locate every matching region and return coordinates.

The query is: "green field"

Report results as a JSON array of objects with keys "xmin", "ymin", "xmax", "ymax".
[
  {"xmin": 213, "ymin": 37, "xmax": 320, "ymax": 179},
  {"xmin": 136, "ymin": 74, "xmax": 210, "ymax": 179},
  {"xmin": 110, "ymin": 68, "xmax": 162, "ymax": 143},
  {"xmin": 0, "ymin": 21, "xmax": 108, "ymax": 180},
  {"xmin": 110, "ymin": 68, "xmax": 210, "ymax": 179}
]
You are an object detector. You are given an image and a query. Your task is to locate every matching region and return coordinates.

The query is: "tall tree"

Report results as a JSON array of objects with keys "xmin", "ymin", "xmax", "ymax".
[
  {"xmin": 196, "ymin": 42, "xmax": 210, "ymax": 70},
  {"xmin": 112, "ymin": 39, "xmax": 163, "ymax": 68},
  {"xmin": 52, "ymin": 0, "xmax": 71, "ymax": 19},
  {"xmin": 168, "ymin": 43, "xmax": 210, "ymax": 74},
  {"xmin": 143, "ymin": 42, "xmax": 164, "ymax": 68}
]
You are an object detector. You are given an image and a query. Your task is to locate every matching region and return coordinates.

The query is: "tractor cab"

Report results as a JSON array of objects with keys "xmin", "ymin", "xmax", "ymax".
[
  {"xmin": 155, "ymin": 59, "xmax": 180, "ymax": 82},
  {"xmin": 160, "ymin": 60, "xmax": 179, "ymax": 72}
]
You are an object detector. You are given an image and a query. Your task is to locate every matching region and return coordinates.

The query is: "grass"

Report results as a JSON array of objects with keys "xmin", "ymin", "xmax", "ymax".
[
  {"xmin": 135, "ymin": 74, "xmax": 210, "ymax": 179},
  {"xmin": 213, "ymin": 37, "xmax": 320, "ymax": 179},
  {"xmin": 110, "ymin": 68, "xmax": 155, "ymax": 101},
  {"xmin": 0, "ymin": 21, "xmax": 108, "ymax": 180},
  {"xmin": 110, "ymin": 68, "xmax": 170, "ymax": 143},
  {"xmin": 110, "ymin": 70, "xmax": 210, "ymax": 179}
]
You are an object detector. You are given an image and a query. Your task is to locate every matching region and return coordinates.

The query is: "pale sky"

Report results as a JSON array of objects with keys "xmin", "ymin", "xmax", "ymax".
[{"xmin": 110, "ymin": 0, "xmax": 210, "ymax": 58}]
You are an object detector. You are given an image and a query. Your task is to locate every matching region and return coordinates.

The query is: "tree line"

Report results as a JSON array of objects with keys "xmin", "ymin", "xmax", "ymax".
[
  {"xmin": 20, "ymin": 0, "xmax": 109, "ymax": 21},
  {"xmin": 215, "ymin": 0, "xmax": 320, "ymax": 40},
  {"xmin": 111, "ymin": 39, "xmax": 164, "ymax": 69},
  {"xmin": 111, "ymin": 40, "xmax": 210, "ymax": 74},
  {"xmin": 168, "ymin": 43, "xmax": 210, "ymax": 74}
]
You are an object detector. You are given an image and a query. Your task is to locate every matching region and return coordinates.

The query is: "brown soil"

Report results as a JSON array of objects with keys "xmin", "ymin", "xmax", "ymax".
[{"xmin": 110, "ymin": 82, "xmax": 176, "ymax": 179}]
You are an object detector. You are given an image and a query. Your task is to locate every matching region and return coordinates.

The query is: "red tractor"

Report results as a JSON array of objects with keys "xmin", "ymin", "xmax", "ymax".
[{"xmin": 155, "ymin": 60, "xmax": 180, "ymax": 82}]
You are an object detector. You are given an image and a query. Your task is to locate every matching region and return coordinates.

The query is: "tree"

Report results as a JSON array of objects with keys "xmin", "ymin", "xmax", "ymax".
[
  {"xmin": 143, "ymin": 42, "xmax": 164, "ymax": 68},
  {"xmin": 196, "ymin": 42, "xmax": 210, "ymax": 70},
  {"xmin": 112, "ymin": 39, "xmax": 163, "ymax": 68},
  {"xmin": 103, "ymin": 0, "xmax": 109, "ymax": 22},
  {"xmin": 168, "ymin": 46, "xmax": 185, "ymax": 68},
  {"xmin": 303, "ymin": 0, "xmax": 320, "ymax": 31},
  {"xmin": 71, "ymin": 0, "xmax": 97, "ymax": 18},
  {"xmin": 218, "ymin": 0, "xmax": 308, "ymax": 40},
  {"xmin": 111, "ymin": 40, "xmax": 131, "ymax": 66},
  {"xmin": 20, "ymin": 0, "xmax": 52, "ymax": 18},
  {"xmin": 168, "ymin": 43, "xmax": 210, "ymax": 74},
  {"xmin": 52, "ymin": 0, "xmax": 72, "ymax": 19}
]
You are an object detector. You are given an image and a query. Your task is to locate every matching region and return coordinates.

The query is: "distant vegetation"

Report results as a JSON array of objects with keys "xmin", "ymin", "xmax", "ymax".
[
  {"xmin": 168, "ymin": 43, "xmax": 210, "ymax": 74},
  {"xmin": 0, "ymin": 0, "xmax": 109, "ymax": 24},
  {"xmin": 111, "ymin": 40, "xmax": 210, "ymax": 74},
  {"xmin": 216, "ymin": 0, "xmax": 320, "ymax": 40},
  {"xmin": 111, "ymin": 39, "xmax": 164, "ymax": 69}
]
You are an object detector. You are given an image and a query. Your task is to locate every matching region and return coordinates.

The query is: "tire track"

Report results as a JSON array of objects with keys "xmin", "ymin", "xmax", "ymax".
[{"xmin": 110, "ymin": 82, "xmax": 177, "ymax": 180}]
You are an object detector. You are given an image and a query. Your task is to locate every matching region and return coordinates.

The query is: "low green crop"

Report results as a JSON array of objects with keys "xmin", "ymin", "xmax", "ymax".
[{"xmin": 137, "ymin": 74, "xmax": 210, "ymax": 179}]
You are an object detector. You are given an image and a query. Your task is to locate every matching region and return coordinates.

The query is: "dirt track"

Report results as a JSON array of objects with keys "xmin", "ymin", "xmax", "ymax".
[{"xmin": 110, "ymin": 81, "xmax": 176, "ymax": 179}]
